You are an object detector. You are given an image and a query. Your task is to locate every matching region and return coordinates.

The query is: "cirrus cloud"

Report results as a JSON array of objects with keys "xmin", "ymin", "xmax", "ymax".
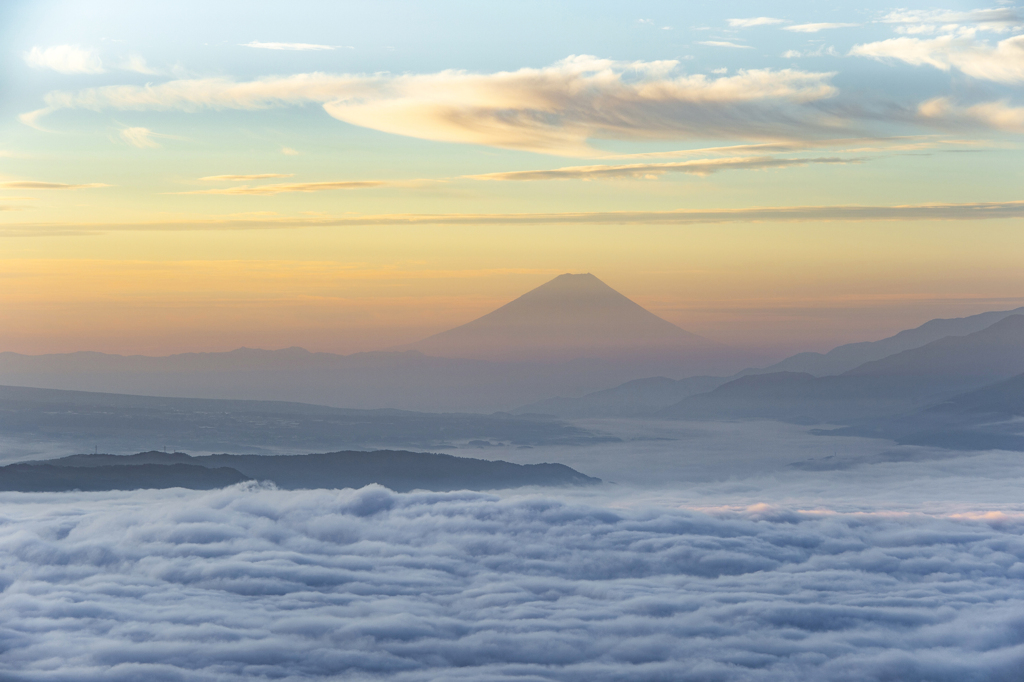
[
  {"xmin": 181, "ymin": 180, "xmax": 399, "ymax": 195},
  {"xmin": 119, "ymin": 126, "xmax": 161, "ymax": 148},
  {"xmin": 785, "ymin": 22, "xmax": 859, "ymax": 33},
  {"xmin": 0, "ymin": 181, "xmax": 108, "ymax": 190},
  {"xmin": 727, "ymin": 17, "xmax": 786, "ymax": 28},
  {"xmin": 20, "ymin": 56, "xmax": 842, "ymax": 155},
  {"xmin": 851, "ymin": 33, "xmax": 1024, "ymax": 83},
  {"xmin": 881, "ymin": 7, "xmax": 1022, "ymax": 33},
  {"xmin": 919, "ymin": 97, "xmax": 1024, "ymax": 133},
  {"xmin": 467, "ymin": 156, "xmax": 853, "ymax": 181},
  {"xmin": 4, "ymin": 201, "xmax": 1024, "ymax": 238},
  {"xmin": 243, "ymin": 41, "xmax": 345, "ymax": 51}
]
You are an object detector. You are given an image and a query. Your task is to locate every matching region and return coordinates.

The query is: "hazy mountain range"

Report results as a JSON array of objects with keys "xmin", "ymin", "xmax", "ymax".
[
  {"xmin": 0, "ymin": 383, "xmax": 615, "ymax": 456},
  {"xmin": 521, "ymin": 306, "xmax": 1024, "ymax": 420},
  {"xmin": 0, "ymin": 274, "xmax": 761, "ymax": 413},
  {"xmin": 4, "ymin": 273, "xmax": 1024, "ymax": 453}
]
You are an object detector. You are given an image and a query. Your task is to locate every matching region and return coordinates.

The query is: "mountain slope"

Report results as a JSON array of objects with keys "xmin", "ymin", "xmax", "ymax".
[
  {"xmin": 822, "ymin": 372, "xmax": 1024, "ymax": 452},
  {"xmin": 401, "ymin": 273, "xmax": 722, "ymax": 362},
  {"xmin": 0, "ymin": 383, "xmax": 615, "ymax": 456},
  {"xmin": 662, "ymin": 315, "xmax": 1024, "ymax": 424},
  {"xmin": 520, "ymin": 306, "xmax": 1024, "ymax": 418},
  {"xmin": 750, "ymin": 306, "xmax": 1024, "ymax": 377}
]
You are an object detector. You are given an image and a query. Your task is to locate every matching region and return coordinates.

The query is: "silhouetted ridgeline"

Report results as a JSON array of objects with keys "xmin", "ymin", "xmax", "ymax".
[
  {"xmin": 0, "ymin": 462, "xmax": 249, "ymax": 492},
  {"xmin": 662, "ymin": 315, "xmax": 1024, "ymax": 424},
  {"xmin": 517, "ymin": 307, "xmax": 1024, "ymax": 419},
  {"xmin": 0, "ymin": 274, "xmax": 767, "ymax": 413},
  {"xmin": 4, "ymin": 450, "xmax": 601, "ymax": 492}
]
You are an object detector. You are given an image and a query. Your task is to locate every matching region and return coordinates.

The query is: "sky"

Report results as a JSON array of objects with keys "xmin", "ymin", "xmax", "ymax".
[{"xmin": 2, "ymin": 0, "xmax": 1023, "ymax": 357}]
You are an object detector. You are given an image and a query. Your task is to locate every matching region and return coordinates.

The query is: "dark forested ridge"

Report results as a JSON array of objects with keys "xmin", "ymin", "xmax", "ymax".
[{"xmin": 6, "ymin": 449, "xmax": 601, "ymax": 493}]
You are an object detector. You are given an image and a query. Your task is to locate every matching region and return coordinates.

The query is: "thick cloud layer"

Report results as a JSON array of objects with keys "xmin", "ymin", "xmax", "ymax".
[{"xmin": 1, "ymin": 484, "xmax": 1022, "ymax": 681}]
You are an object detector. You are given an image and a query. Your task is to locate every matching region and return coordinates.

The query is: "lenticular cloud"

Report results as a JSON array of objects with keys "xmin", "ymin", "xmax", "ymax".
[{"xmin": 1, "ymin": 484, "xmax": 1023, "ymax": 681}]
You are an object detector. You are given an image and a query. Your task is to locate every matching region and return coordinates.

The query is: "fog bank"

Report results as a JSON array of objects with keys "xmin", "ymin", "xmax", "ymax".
[{"xmin": 1, "ymin": 484, "xmax": 1023, "ymax": 681}]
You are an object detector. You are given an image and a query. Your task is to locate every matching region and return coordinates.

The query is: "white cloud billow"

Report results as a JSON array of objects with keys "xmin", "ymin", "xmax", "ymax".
[
  {"xmin": 24, "ymin": 45, "xmax": 104, "ymax": 74},
  {"xmin": 0, "ymin": 484, "xmax": 1022, "ymax": 680},
  {"xmin": 20, "ymin": 56, "xmax": 841, "ymax": 155},
  {"xmin": 851, "ymin": 33, "xmax": 1024, "ymax": 83}
]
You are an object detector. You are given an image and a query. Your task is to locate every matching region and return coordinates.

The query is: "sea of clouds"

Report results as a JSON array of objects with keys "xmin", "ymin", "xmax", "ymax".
[{"xmin": 2, "ymin": 478, "xmax": 1024, "ymax": 681}]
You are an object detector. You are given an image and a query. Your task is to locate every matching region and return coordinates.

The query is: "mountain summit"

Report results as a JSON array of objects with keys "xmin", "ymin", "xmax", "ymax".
[{"xmin": 402, "ymin": 273, "xmax": 722, "ymax": 362}]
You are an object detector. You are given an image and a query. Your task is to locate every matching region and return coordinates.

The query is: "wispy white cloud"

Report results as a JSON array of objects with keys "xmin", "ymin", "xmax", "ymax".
[
  {"xmin": 919, "ymin": 97, "xmax": 1024, "ymax": 132},
  {"xmin": 785, "ymin": 23, "xmax": 859, "ymax": 33},
  {"xmin": 119, "ymin": 54, "xmax": 159, "ymax": 75},
  {"xmin": 0, "ymin": 181, "xmax": 108, "ymax": 190},
  {"xmin": 727, "ymin": 17, "xmax": 786, "ymax": 28},
  {"xmin": 5, "ymin": 201, "xmax": 1024, "ymax": 237},
  {"xmin": 699, "ymin": 40, "xmax": 754, "ymax": 49},
  {"xmin": 467, "ymin": 156, "xmax": 853, "ymax": 181},
  {"xmin": 200, "ymin": 174, "xmax": 295, "ymax": 181},
  {"xmin": 21, "ymin": 56, "xmax": 841, "ymax": 155},
  {"xmin": 851, "ymin": 33, "xmax": 1024, "ymax": 83},
  {"xmin": 243, "ymin": 41, "xmax": 342, "ymax": 51},
  {"xmin": 24, "ymin": 45, "xmax": 104, "ymax": 74},
  {"xmin": 782, "ymin": 45, "xmax": 841, "ymax": 58},
  {"xmin": 180, "ymin": 180, "xmax": 399, "ymax": 195},
  {"xmin": 119, "ymin": 126, "xmax": 161, "ymax": 148},
  {"xmin": 881, "ymin": 8, "xmax": 1022, "ymax": 33},
  {"xmin": 281, "ymin": 147, "xmax": 300, "ymax": 155}
]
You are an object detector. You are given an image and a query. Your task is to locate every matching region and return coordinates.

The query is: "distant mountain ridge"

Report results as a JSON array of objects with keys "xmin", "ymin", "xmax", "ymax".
[
  {"xmin": 0, "ymin": 274, "xmax": 756, "ymax": 411},
  {"xmin": 662, "ymin": 314, "xmax": 1024, "ymax": 423},
  {"xmin": 0, "ymin": 384, "xmax": 615, "ymax": 456},
  {"xmin": 518, "ymin": 306, "xmax": 1024, "ymax": 418},
  {"xmin": 751, "ymin": 306, "xmax": 1024, "ymax": 377}
]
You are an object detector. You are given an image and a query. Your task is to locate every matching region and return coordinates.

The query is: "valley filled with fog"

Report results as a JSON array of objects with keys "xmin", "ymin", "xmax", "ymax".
[{"xmin": 3, "ymin": 418, "xmax": 1024, "ymax": 681}]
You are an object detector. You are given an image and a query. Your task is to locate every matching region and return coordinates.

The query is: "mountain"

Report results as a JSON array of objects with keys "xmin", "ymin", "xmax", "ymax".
[
  {"xmin": 519, "ymin": 306, "xmax": 1024, "ymax": 419},
  {"xmin": 0, "ymin": 274, "xmax": 753, "ymax": 412},
  {"xmin": 750, "ymin": 306, "xmax": 1024, "ymax": 377},
  {"xmin": 400, "ymin": 273, "xmax": 731, "ymax": 365},
  {"xmin": 0, "ymin": 384, "xmax": 616, "ymax": 458},
  {"xmin": 23, "ymin": 450, "xmax": 601, "ymax": 492},
  {"xmin": 822, "ymin": 372, "xmax": 1024, "ymax": 452},
  {"xmin": 930, "ymin": 372, "xmax": 1024, "ymax": 417},
  {"xmin": 0, "ymin": 348, "xmax": 718, "ymax": 413},
  {"xmin": 0, "ymin": 462, "xmax": 251, "ymax": 492},
  {"xmin": 662, "ymin": 315, "xmax": 1024, "ymax": 424}
]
